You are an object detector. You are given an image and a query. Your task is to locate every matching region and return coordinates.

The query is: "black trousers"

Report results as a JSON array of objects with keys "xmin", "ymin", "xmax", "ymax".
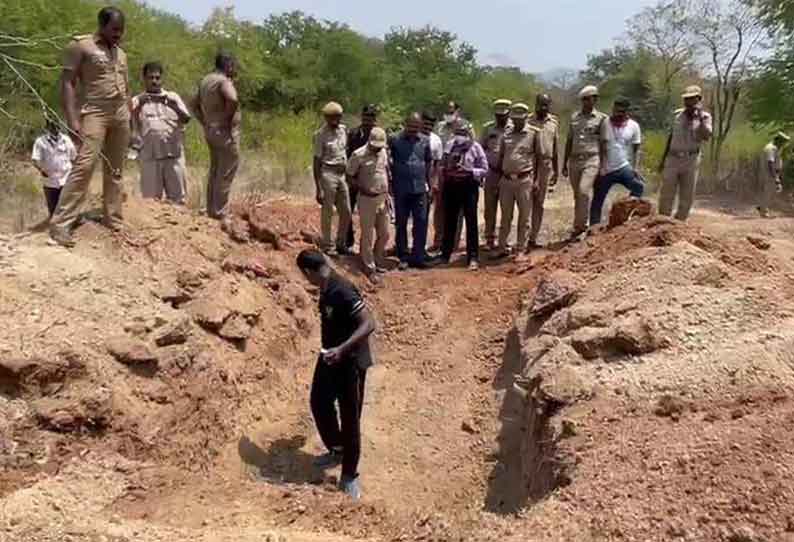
[
  {"xmin": 44, "ymin": 187, "xmax": 62, "ymax": 217},
  {"xmin": 310, "ymin": 356, "xmax": 367, "ymax": 478},
  {"xmin": 441, "ymin": 177, "xmax": 480, "ymax": 264},
  {"xmin": 346, "ymin": 186, "xmax": 358, "ymax": 248}
]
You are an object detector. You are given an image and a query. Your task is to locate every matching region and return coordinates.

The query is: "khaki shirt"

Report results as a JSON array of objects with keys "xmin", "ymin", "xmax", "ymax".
[
  {"xmin": 569, "ymin": 109, "xmax": 606, "ymax": 156},
  {"xmin": 63, "ymin": 34, "xmax": 128, "ymax": 108},
  {"xmin": 529, "ymin": 113, "xmax": 559, "ymax": 160},
  {"xmin": 761, "ymin": 142, "xmax": 782, "ymax": 181},
  {"xmin": 313, "ymin": 124, "xmax": 348, "ymax": 168},
  {"xmin": 480, "ymin": 120, "xmax": 512, "ymax": 170},
  {"xmin": 198, "ymin": 72, "xmax": 241, "ymax": 131},
  {"xmin": 347, "ymin": 145, "xmax": 389, "ymax": 195},
  {"xmin": 132, "ymin": 91, "xmax": 190, "ymax": 161},
  {"xmin": 500, "ymin": 124, "xmax": 539, "ymax": 178},
  {"xmin": 670, "ymin": 109, "xmax": 713, "ymax": 153}
]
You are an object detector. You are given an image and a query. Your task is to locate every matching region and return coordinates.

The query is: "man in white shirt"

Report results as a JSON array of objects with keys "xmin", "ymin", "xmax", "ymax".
[
  {"xmin": 421, "ymin": 112, "xmax": 451, "ymax": 250},
  {"xmin": 31, "ymin": 118, "xmax": 77, "ymax": 216},
  {"xmin": 758, "ymin": 132, "xmax": 789, "ymax": 218},
  {"xmin": 131, "ymin": 61, "xmax": 191, "ymax": 203},
  {"xmin": 589, "ymin": 97, "xmax": 644, "ymax": 226}
]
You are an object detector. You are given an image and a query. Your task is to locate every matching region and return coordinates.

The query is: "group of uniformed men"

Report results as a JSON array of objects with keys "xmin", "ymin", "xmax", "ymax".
[{"xmin": 34, "ymin": 5, "xmax": 788, "ymax": 261}]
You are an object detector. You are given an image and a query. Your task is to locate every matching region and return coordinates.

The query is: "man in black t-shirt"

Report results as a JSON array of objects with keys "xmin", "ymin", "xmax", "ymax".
[{"xmin": 297, "ymin": 249, "xmax": 376, "ymax": 500}]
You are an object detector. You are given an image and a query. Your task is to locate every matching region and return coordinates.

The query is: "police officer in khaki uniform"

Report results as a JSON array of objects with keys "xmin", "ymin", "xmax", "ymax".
[
  {"xmin": 313, "ymin": 102, "xmax": 352, "ymax": 255},
  {"xmin": 193, "ymin": 52, "xmax": 240, "ymax": 220},
  {"xmin": 758, "ymin": 132, "xmax": 790, "ymax": 218},
  {"xmin": 658, "ymin": 85, "xmax": 713, "ymax": 221},
  {"xmin": 49, "ymin": 7, "xmax": 130, "ymax": 248},
  {"xmin": 562, "ymin": 85, "xmax": 607, "ymax": 239},
  {"xmin": 480, "ymin": 99, "xmax": 512, "ymax": 250},
  {"xmin": 131, "ymin": 61, "xmax": 191, "ymax": 203},
  {"xmin": 346, "ymin": 127, "xmax": 390, "ymax": 281},
  {"xmin": 528, "ymin": 94, "xmax": 559, "ymax": 249},
  {"xmin": 495, "ymin": 103, "xmax": 540, "ymax": 260}
]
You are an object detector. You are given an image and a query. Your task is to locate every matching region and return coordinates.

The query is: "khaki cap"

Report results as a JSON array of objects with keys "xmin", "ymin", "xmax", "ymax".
[
  {"xmin": 510, "ymin": 103, "xmax": 530, "ymax": 119},
  {"xmin": 775, "ymin": 131, "xmax": 791, "ymax": 142},
  {"xmin": 493, "ymin": 99, "xmax": 512, "ymax": 114},
  {"xmin": 682, "ymin": 85, "xmax": 702, "ymax": 99},
  {"xmin": 322, "ymin": 101, "xmax": 343, "ymax": 115},
  {"xmin": 578, "ymin": 85, "xmax": 599, "ymax": 99},
  {"xmin": 369, "ymin": 127, "xmax": 387, "ymax": 148}
]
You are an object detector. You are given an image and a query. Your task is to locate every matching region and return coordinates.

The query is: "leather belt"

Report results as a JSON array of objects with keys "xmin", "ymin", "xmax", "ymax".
[{"xmin": 504, "ymin": 171, "xmax": 532, "ymax": 181}]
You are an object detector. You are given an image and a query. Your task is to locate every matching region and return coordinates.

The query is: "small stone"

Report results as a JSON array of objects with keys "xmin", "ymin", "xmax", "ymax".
[
  {"xmin": 461, "ymin": 420, "xmax": 479, "ymax": 434},
  {"xmin": 219, "ymin": 314, "xmax": 253, "ymax": 341},
  {"xmin": 746, "ymin": 236, "xmax": 771, "ymax": 251},
  {"xmin": 154, "ymin": 316, "xmax": 192, "ymax": 347},
  {"xmin": 106, "ymin": 335, "xmax": 158, "ymax": 366}
]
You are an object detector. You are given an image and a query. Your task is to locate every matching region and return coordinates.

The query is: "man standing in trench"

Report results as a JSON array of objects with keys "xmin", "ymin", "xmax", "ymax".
[
  {"xmin": 297, "ymin": 249, "xmax": 376, "ymax": 501},
  {"xmin": 193, "ymin": 52, "xmax": 240, "ymax": 221},
  {"xmin": 49, "ymin": 6, "xmax": 131, "ymax": 248}
]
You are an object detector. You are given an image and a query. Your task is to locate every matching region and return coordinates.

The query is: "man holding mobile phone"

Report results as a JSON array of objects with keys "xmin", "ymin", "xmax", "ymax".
[{"xmin": 296, "ymin": 249, "xmax": 377, "ymax": 501}]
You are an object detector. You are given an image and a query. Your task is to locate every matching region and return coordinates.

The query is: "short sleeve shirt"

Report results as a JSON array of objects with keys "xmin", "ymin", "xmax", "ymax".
[
  {"xmin": 528, "ymin": 114, "xmax": 559, "ymax": 159},
  {"xmin": 762, "ymin": 143, "xmax": 782, "ymax": 180},
  {"xmin": 320, "ymin": 275, "xmax": 373, "ymax": 369},
  {"xmin": 601, "ymin": 118, "xmax": 641, "ymax": 174},
  {"xmin": 670, "ymin": 109, "xmax": 713, "ymax": 153},
  {"xmin": 313, "ymin": 124, "xmax": 348, "ymax": 167},
  {"xmin": 500, "ymin": 125, "xmax": 539, "ymax": 178},
  {"xmin": 198, "ymin": 72, "xmax": 241, "ymax": 133},
  {"xmin": 132, "ymin": 90, "xmax": 191, "ymax": 160},
  {"xmin": 347, "ymin": 146, "xmax": 389, "ymax": 195},
  {"xmin": 480, "ymin": 121, "xmax": 512, "ymax": 168},
  {"xmin": 31, "ymin": 134, "xmax": 77, "ymax": 188},
  {"xmin": 63, "ymin": 34, "xmax": 128, "ymax": 110},
  {"xmin": 569, "ymin": 110, "xmax": 606, "ymax": 156}
]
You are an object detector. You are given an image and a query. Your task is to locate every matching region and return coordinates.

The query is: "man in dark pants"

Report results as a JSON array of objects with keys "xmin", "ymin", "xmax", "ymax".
[
  {"xmin": 345, "ymin": 104, "xmax": 379, "ymax": 249},
  {"xmin": 388, "ymin": 113, "xmax": 435, "ymax": 270},
  {"xmin": 297, "ymin": 249, "xmax": 376, "ymax": 501},
  {"xmin": 440, "ymin": 121, "xmax": 489, "ymax": 270}
]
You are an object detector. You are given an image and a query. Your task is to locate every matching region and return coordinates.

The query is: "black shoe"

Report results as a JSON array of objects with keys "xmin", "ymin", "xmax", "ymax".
[
  {"xmin": 313, "ymin": 449, "xmax": 343, "ymax": 468},
  {"xmin": 49, "ymin": 227, "xmax": 76, "ymax": 248},
  {"xmin": 336, "ymin": 246, "xmax": 352, "ymax": 256},
  {"xmin": 411, "ymin": 260, "xmax": 435, "ymax": 270}
]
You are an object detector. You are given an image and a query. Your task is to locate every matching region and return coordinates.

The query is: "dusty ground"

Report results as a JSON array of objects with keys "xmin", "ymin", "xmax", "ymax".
[{"xmin": 1, "ymin": 182, "xmax": 794, "ymax": 542}]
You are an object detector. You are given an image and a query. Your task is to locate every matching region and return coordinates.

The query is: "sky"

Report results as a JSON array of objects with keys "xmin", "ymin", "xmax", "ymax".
[{"xmin": 146, "ymin": 0, "xmax": 660, "ymax": 74}]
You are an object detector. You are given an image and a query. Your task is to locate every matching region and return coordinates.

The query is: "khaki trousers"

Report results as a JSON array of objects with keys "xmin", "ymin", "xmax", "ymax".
[
  {"xmin": 51, "ymin": 103, "xmax": 129, "ymax": 232},
  {"xmin": 570, "ymin": 155, "xmax": 600, "ymax": 233},
  {"xmin": 483, "ymin": 170, "xmax": 501, "ymax": 246},
  {"xmin": 140, "ymin": 156, "xmax": 186, "ymax": 204},
  {"xmin": 498, "ymin": 178, "xmax": 533, "ymax": 251},
  {"xmin": 358, "ymin": 193, "xmax": 390, "ymax": 272},
  {"xmin": 759, "ymin": 174, "xmax": 778, "ymax": 215},
  {"xmin": 531, "ymin": 159, "xmax": 553, "ymax": 244},
  {"xmin": 320, "ymin": 169, "xmax": 352, "ymax": 251},
  {"xmin": 659, "ymin": 154, "xmax": 700, "ymax": 221},
  {"xmin": 206, "ymin": 127, "xmax": 239, "ymax": 219}
]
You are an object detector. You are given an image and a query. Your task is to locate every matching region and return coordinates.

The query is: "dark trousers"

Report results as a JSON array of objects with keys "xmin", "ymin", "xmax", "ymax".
[
  {"xmin": 441, "ymin": 177, "xmax": 480, "ymax": 264},
  {"xmin": 590, "ymin": 166, "xmax": 645, "ymax": 225},
  {"xmin": 310, "ymin": 357, "xmax": 367, "ymax": 479},
  {"xmin": 395, "ymin": 192, "xmax": 429, "ymax": 265},
  {"xmin": 346, "ymin": 185, "xmax": 358, "ymax": 248},
  {"xmin": 43, "ymin": 187, "xmax": 62, "ymax": 217}
]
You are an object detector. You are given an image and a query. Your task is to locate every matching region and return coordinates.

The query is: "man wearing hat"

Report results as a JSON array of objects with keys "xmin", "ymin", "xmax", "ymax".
[
  {"xmin": 345, "ymin": 104, "xmax": 380, "ymax": 250},
  {"xmin": 480, "ymin": 99, "xmax": 513, "ymax": 250},
  {"xmin": 758, "ymin": 132, "xmax": 790, "ymax": 218},
  {"xmin": 658, "ymin": 85, "xmax": 713, "ymax": 221},
  {"xmin": 528, "ymin": 94, "xmax": 559, "ymax": 248},
  {"xmin": 346, "ymin": 127, "xmax": 391, "ymax": 281},
  {"xmin": 313, "ymin": 101, "xmax": 352, "ymax": 255},
  {"xmin": 563, "ymin": 85, "xmax": 607, "ymax": 239},
  {"xmin": 495, "ymin": 103, "xmax": 540, "ymax": 260}
]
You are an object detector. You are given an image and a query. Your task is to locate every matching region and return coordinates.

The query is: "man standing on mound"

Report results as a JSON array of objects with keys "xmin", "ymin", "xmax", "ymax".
[{"xmin": 297, "ymin": 250, "xmax": 376, "ymax": 500}]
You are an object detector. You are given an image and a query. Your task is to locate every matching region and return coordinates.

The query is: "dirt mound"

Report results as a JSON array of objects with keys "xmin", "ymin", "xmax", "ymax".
[{"xmin": 496, "ymin": 215, "xmax": 794, "ymax": 540}]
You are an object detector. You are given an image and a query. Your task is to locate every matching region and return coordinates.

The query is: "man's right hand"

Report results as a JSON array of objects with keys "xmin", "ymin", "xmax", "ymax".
[
  {"xmin": 657, "ymin": 162, "xmax": 665, "ymax": 174},
  {"xmin": 67, "ymin": 118, "xmax": 82, "ymax": 145},
  {"xmin": 315, "ymin": 190, "xmax": 324, "ymax": 205},
  {"xmin": 561, "ymin": 165, "xmax": 569, "ymax": 178}
]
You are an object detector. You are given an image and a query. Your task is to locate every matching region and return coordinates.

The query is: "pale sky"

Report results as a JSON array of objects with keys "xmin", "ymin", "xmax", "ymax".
[{"xmin": 146, "ymin": 0, "xmax": 659, "ymax": 73}]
